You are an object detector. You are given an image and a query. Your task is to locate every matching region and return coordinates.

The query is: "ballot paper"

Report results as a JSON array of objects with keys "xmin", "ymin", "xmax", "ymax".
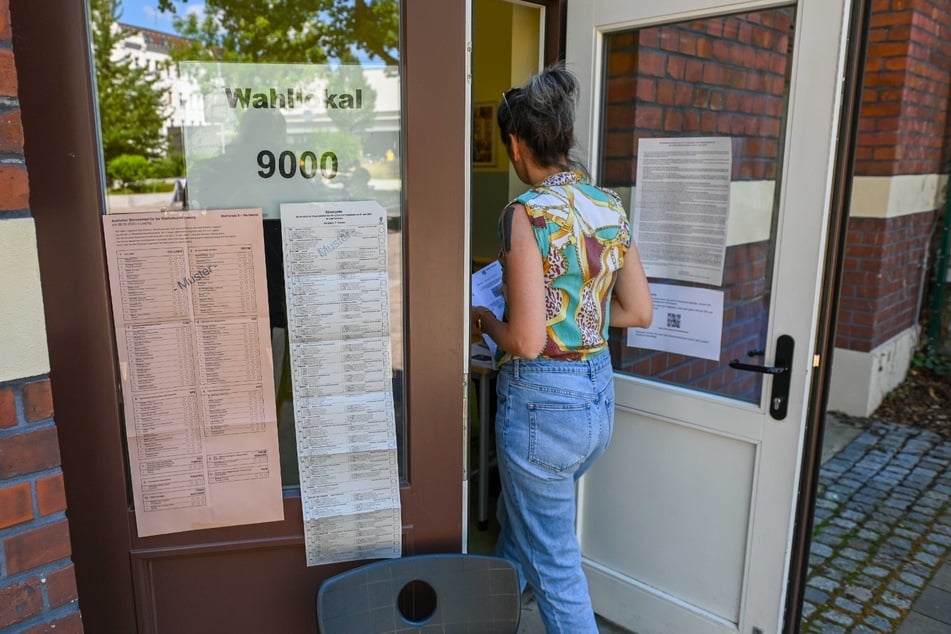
[
  {"xmin": 471, "ymin": 259, "xmax": 505, "ymax": 360},
  {"xmin": 281, "ymin": 200, "xmax": 402, "ymax": 566}
]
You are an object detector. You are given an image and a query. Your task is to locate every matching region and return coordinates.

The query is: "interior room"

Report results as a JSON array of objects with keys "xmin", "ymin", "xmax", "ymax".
[{"xmin": 468, "ymin": 0, "xmax": 546, "ymax": 555}]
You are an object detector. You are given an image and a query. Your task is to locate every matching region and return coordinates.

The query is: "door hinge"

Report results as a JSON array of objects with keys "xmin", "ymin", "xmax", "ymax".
[
  {"xmin": 466, "ymin": 41, "xmax": 472, "ymax": 84},
  {"xmin": 813, "ymin": 353, "xmax": 821, "ymax": 368}
]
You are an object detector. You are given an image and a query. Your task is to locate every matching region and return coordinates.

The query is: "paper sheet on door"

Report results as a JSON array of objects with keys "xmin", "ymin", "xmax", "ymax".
[
  {"xmin": 281, "ymin": 200, "xmax": 401, "ymax": 566},
  {"xmin": 102, "ymin": 209, "xmax": 283, "ymax": 537}
]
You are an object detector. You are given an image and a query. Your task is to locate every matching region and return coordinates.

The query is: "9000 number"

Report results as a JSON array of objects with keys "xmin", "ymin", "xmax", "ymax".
[{"xmin": 257, "ymin": 150, "xmax": 339, "ymax": 179}]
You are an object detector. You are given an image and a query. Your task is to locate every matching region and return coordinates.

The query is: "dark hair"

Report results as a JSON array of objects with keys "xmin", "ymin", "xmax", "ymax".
[{"xmin": 497, "ymin": 63, "xmax": 580, "ymax": 171}]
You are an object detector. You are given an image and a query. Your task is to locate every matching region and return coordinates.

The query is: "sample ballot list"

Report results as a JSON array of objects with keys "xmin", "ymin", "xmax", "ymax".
[
  {"xmin": 103, "ymin": 210, "xmax": 283, "ymax": 537},
  {"xmin": 281, "ymin": 200, "xmax": 401, "ymax": 566}
]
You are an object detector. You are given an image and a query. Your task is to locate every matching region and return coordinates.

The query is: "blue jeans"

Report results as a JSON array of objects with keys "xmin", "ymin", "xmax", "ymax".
[{"xmin": 494, "ymin": 350, "xmax": 614, "ymax": 634}]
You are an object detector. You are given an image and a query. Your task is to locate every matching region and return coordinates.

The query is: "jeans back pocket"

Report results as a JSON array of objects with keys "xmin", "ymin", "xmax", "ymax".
[{"xmin": 527, "ymin": 401, "xmax": 595, "ymax": 474}]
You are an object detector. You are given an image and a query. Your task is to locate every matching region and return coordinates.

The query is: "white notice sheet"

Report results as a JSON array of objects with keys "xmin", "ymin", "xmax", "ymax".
[
  {"xmin": 471, "ymin": 260, "xmax": 504, "ymax": 361},
  {"xmin": 102, "ymin": 209, "xmax": 283, "ymax": 537},
  {"xmin": 281, "ymin": 200, "xmax": 401, "ymax": 566},
  {"xmin": 633, "ymin": 137, "xmax": 732, "ymax": 286},
  {"xmin": 627, "ymin": 283, "xmax": 725, "ymax": 361}
]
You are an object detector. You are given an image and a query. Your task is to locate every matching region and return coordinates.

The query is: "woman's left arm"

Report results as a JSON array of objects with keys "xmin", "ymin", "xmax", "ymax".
[
  {"xmin": 475, "ymin": 203, "xmax": 547, "ymax": 359},
  {"xmin": 610, "ymin": 240, "xmax": 653, "ymax": 328}
]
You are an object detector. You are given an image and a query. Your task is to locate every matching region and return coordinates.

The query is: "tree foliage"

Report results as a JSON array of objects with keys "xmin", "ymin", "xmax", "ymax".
[
  {"xmin": 107, "ymin": 154, "xmax": 151, "ymax": 188},
  {"xmin": 91, "ymin": 0, "xmax": 170, "ymax": 166},
  {"xmin": 155, "ymin": 0, "xmax": 399, "ymax": 65}
]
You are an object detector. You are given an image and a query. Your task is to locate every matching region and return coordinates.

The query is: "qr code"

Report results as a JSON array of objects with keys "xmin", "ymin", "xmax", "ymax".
[{"xmin": 666, "ymin": 312, "xmax": 682, "ymax": 329}]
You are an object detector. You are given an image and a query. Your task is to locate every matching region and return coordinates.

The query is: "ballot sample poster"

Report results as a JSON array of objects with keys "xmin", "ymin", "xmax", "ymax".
[
  {"xmin": 627, "ymin": 283, "xmax": 725, "ymax": 362},
  {"xmin": 102, "ymin": 209, "xmax": 283, "ymax": 537},
  {"xmin": 633, "ymin": 137, "xmax": 732, "ymax": 286},
  {"xmin": 280, "ymin": 200, "xmax": 401, "ymax": 566}
]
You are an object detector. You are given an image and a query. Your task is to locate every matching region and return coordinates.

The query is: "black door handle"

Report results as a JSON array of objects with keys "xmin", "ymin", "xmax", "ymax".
[
  {"xmin": 728, "ymin": 360, "xmax": 787, "ymax": 374},
  {"xmin": 728, "ymin": 334, "xmax": 795, "ymax": 420}
]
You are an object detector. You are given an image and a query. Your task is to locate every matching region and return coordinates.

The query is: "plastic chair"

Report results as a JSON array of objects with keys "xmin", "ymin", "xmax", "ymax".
[{"xmin": 316, "ymin": 553, "xmax": 521, "ymax": 633}]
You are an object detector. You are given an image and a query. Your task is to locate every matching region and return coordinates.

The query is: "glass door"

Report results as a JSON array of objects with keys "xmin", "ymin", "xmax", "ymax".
[{"xmin": 567, "ymin": 1, "xmax": 851, "ymax": 632}]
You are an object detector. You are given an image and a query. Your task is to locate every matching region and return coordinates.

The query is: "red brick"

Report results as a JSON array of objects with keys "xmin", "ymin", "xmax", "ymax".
[
  {"xmin": 0, "ymin": 387, "xmax": 14, "ymax": 428},
  {"xmin": 0, "ymin": 165, "xmax": 28, "ymax": 211},
  {"xmin": 634, "ymin": 105, "xmax": 662, "ymax": 130},
  {"xmin": 702, "ymin": 64, "xmax": 723, "ymax": 85},
  {"xmin": 36, "ymin": 472, "xmax": 66, "ymax": 516},
  {"xmin": 0, "ymin": 49, "xmax": 15, "ymax": 96},
  {"xmin": 23, "ymin": 380, "xmax": 53, "ymax": 422},
  {"xmin": 677, "ymin": 33, "xmax": 696, "ymax": 57},
  {"xmin": 658, "ymin": 28, "xmax": 679, "ymax": 53},
  {"xmin": 606, "ymin": 76, "xmax": 635, "ymax": 101},
  {"xmin": 0, "ymin": 427, "xmax": 62, "ymax": 478},
  {"xmin": 638, "ymin": 50, "xmax": 666, "ymax": 77},
  {"xmin": 0, "ymin": 109, "xmax": 23, "ymax": 154},
  {"xmin": 0, "ymin": 3, "xmax": 10, "ymax": 41},
  {"xmin": 608, "ymin": 51, "xmax": 636, "ymax": 75},
  {"xmin": 0, "ymin": 482, "xmax": 33, "ymax": 529},
  {"xmin": 45, "ymin": 564, "xmax": 79, "ymax": 608},
  {"xmin": 20, "ymin": 610, "xmax": 83, "ymax": 634},
  {"xmin": 656, "ymin": 80, "xmax": 675, "ymax": 105},
  {"xmin": 663, "ymin": 110, "xmax": 684, "ymax": 132},
  {"xmin": 4, "ymin": 520, "xmax": 72, "ymax": 574},
  {"xmin": 0, "ymin": 578, "xmax": 43, "ymax": 629},
  {"xmin": 870, "ymin": 12, "xmax": 913, "ymax": 29},
  {"xmin": 868, "ymin": 41, "xmax": 910, "ymax": 58},
  {"xmin": 666, "ymin": 56, "xmax": 685, "ymax": 80}
]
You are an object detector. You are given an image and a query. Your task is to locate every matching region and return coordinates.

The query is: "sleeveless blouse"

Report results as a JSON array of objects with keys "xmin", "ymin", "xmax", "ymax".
[{"xmin": 497, "ymin": 171, "xmax": 631, "ymax": 364}]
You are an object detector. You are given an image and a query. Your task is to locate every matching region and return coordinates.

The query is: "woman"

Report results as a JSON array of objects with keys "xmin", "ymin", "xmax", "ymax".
[{"xmin": 471, "ymin": 65, "xmax": 652, "ymax": 633}]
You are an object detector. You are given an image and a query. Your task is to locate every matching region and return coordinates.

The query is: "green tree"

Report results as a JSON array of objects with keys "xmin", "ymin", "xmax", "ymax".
[
  {"xmin": 155, "ymin": 0, "xmax": 399, "ymax": 65},
  {"xmin": 107, "ymin": 154, "xmax": 151, "ymax": 189},
  {"xmin": 91, "ymin": 0, "xmax": 169, "ymax": 166}
]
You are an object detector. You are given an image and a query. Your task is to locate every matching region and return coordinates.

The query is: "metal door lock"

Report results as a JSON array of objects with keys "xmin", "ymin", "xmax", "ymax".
[{"xmin": 729, "ymin": 334, "xmax": 795, "ymax": 420}]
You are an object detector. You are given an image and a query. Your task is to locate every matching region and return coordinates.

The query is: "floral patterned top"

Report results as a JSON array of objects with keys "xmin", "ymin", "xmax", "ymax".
[{"xmin": 497, "ymin": 171, "xmax": 631, "ymax": 364}]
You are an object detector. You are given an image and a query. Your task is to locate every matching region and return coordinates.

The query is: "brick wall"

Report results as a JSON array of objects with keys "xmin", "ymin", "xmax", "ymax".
[
  {"xmin": 856, "ymin": 0, "xmax": 951, "ymax": 176},
  {"xmin": 836, "ymin": 212, "xmax": 938, "ymax": 351},
  {"xmin": 601, "ymin": 10, "xmax": 792, "ymax": 187},
  {"xmin": 0, "ymin": 380, "xmax": 81, "ymax": 633},
  {"xmin": 0, "ymin": 0, "xmax": 82, "ymax": 630},
  {"xmin": 838, "ymin": 0, "xmax": 951, "ymax": 353}
]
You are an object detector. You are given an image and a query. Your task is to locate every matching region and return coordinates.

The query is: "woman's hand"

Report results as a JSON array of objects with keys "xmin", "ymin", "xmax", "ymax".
[{"xmin": 471, "ymin": 305, "xmax": 491, "ymax": 342}]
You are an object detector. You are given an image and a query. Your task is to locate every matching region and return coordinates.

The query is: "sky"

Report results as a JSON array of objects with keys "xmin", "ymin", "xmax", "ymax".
[{"xmin": 118, "ymin": 1, "xmax": 204, "ymax": 32}]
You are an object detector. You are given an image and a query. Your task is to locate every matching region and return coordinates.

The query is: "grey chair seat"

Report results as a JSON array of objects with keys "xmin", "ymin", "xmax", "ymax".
[{"xmin": 316, "ymin": 553, "xmax": 520, "ymax": 633}]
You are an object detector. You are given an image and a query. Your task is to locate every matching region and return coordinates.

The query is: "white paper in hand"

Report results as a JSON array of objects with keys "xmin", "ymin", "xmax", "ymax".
[{"xmin": 471, "ymin": 260, "xmax": 504, "ymax": 359}]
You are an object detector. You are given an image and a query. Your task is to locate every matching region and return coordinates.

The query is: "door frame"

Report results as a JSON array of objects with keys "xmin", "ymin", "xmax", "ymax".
[
  {"xmin": 782, "ymin": 0, "xmax": 868, "ymax": 629},
  {"xmin": 12, "ymin": 0, "xmax": 468, "ymax": 630}
]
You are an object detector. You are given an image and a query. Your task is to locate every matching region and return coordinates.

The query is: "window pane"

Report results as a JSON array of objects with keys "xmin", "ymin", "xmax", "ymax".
[
  {"xmin": 90, "ymin": 0, "xmax": 406, "ymax": 485},
  {"xmin": 600, "ymin": 8, "xmax": 795, "ymax": 404}
]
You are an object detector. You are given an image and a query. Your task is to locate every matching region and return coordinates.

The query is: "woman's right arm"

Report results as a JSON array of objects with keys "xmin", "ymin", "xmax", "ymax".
[
  {"xmin": 477, "ymin": 203, "xmax": 547, "ymax": 359},
  {"xmin": 610, "ymin": 241, "xmax": 653, "ymax": 328}
]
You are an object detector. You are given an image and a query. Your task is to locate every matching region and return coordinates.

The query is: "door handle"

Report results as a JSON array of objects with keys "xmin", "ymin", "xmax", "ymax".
[
  {"xmin": 728, "ymin": 360, "xmax": 787, "ymax": 374},
  {"xmin": 728, "ymin": 334, "xmax": 794, "ymax": 420}
]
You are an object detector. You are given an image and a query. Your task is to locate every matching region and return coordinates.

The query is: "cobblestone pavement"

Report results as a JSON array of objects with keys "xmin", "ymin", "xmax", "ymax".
[{"xmin": 802, "ymin": 421, "xmax": 951, "ymax": 633}]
